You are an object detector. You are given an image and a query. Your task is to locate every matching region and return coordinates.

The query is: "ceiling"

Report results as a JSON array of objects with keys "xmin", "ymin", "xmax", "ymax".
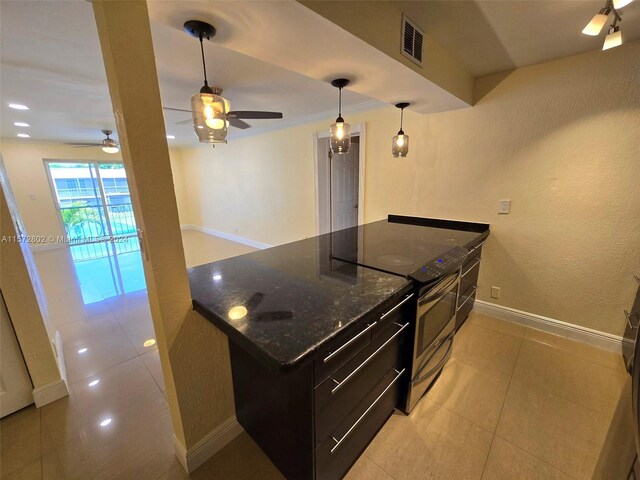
[
  {"xmin": 1, "ymin": 0, "xmax": 638, "ymax": 147},
  {"xmin": 0, "ymin": 1, "xmax": 380, "ymax": 147},
  {"xmin": 400, "ymin": 0, "xmax": 640, "ymax": 77}
]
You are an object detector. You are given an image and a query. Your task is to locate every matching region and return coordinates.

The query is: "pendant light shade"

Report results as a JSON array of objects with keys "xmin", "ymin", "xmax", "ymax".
[
  {"xmin": 603, "ymin": 24, "xmax": 623, "ymax": 49},
  {"xmin": 582, "ymin": 8, "xmax": 610, "ymax": 36},
  {"xmin": 191, "ymin": 90, "xmax": 228, "ymax": 143},
  {"xmin": 392, "ymin": 103, "xmax": 410, "ymax": 158},
  {"xmin": 329, "ymin": 78, "xmax": 351, "ymax": 154},
  {"xmin": 613, "ymin": 0, "xmax": 633, "ymax": 9}
]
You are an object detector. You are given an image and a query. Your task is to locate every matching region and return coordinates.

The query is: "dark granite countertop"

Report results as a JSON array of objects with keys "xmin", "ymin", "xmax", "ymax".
[{"xmin": 188, "ymin": 232, "xmax": 411, "ymax": 370}]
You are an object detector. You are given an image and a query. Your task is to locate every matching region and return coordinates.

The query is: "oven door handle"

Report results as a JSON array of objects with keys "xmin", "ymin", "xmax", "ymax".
[
  {"xmin": 418, "ymin": 275, "xmax": 459, "ymax": 306},
  {"xmin": 411, "ymin": 335, "xmax": 454, "ymax": 386}
]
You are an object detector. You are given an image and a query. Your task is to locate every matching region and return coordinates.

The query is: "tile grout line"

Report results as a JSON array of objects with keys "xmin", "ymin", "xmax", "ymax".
[
  {"xmin": 478, "ymin": 332, "xmax": 525, "ymax": 479},
  {"xmin": 492, "ymin": 435, "xmax": 581, "ymax": 480}
]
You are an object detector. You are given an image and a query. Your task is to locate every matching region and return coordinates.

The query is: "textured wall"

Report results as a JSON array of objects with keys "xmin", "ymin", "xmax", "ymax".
[{"xmin": 174, "ymin": 41, "xmax": 640, "ymax": 336}]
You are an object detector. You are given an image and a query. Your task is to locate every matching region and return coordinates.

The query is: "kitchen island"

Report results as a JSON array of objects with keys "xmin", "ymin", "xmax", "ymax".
[{"xmin": 188, "ymin": 216, "xmax": 489, "ymax": 479}]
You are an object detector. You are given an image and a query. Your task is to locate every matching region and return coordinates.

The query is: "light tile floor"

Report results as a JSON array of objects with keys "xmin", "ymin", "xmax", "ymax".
[{"xmin": 0, "ymin": 231, "xmax": 631, "ymax": 479}]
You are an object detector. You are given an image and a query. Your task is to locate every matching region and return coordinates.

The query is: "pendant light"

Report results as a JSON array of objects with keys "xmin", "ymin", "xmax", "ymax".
[
  {"xmin": 392, "ymin": 103, "xmax": 410, "ymax": 158},
  {"xmin": 329, "ymin": 78, "xmax": 351, "ymax": 155},
  {"xmin": 184, "ymin": 21, "xmax": 228, "ymax": 144},
  {"xmin": 603, "ymin": 15, "xmax": 623, "ymax": 50}
]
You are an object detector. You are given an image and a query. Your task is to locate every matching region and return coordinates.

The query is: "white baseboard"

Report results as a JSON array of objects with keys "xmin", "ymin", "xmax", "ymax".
[
  {"xmin": 473, "ymin": 300, "xmax": 623, "ymax": 353},
  {"xmin": 173, "ymin": 416, "xmax": 244, "ymax": 473},
  {"xmin": 32, "ymin": 378, "xmax": 68, "ymax": 407},
  {"xmin": 181, "ymin": 224, "xmax": 272, "ymax": 250}
]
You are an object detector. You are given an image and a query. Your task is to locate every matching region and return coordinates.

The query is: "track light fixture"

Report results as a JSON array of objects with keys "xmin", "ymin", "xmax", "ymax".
[
  {"xmin": 329, "ymin": 78, "xmax": 351, "ymax": 155},
  {"xmin": 582, "ymin": 0, "xmax": 629, "ymax": 50},
  {"xmin": 392, "ymin": 103, "xmax": 410, "ymax": 158}
]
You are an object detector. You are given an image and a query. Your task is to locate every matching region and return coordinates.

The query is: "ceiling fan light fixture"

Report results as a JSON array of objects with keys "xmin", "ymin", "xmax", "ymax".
[
  {"xmin": 329, "ymin": 78, "xmax": 351, "ymax": 154},
  {"xmin": 192, "ymin": 92, "xmax": 228, "ymax": 143},
  {"xmin": 582, "ymin": 9, "xmax": 610, "ymax": 36},
  {"xmin": 392, "ymin": 102, "xmax": 410, "ymax": 158},
  {"xmin": 100, "ymin": 130, "xmax": 119, "ymax": 154},
  {"xmin": 603, "ymin": 24, "xmax": 623, "ymax": 49}
]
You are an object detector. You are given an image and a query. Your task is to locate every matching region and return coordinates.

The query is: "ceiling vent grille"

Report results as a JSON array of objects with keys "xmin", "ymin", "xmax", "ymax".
[{"xmin": 401, "ymin": 15, "xmax": 424, "ymax": 66}]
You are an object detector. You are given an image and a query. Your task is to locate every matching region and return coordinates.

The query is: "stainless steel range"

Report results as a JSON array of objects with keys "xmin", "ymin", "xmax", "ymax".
[{"xmin": 331, "ymin": 215, "xmax": 488, "ymax": 412}]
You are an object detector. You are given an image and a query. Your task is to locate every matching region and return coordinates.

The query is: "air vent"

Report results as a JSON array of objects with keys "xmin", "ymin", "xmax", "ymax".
[{"xmin": 401, "ymin": 15, "xmax": 424, "ymax": 66}]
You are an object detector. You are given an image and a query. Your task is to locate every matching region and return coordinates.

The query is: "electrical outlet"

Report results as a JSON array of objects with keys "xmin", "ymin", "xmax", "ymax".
[
  {"xmin": 490, "ymin": 286, "xmax": 501, "ymax": 299},
  {"xmin": 28, "ymin": 193, "xmax": 36, "ymax": 200},
  {"xmin": 498, "ymin": 199, "xmax": 511, "ymax": 214}
]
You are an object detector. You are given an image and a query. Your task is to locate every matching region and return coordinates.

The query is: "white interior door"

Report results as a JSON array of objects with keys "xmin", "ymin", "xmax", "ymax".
[
  {"xmin": 0, "ymin": 291, "xmax": 33, "ymax": 417},
  {"xmin": 331, "ymin": 140, "xmax": 359, "ymax": 231}
]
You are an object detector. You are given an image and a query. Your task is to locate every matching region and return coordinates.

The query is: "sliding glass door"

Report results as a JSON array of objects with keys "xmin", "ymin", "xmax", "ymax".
[{"xmin": 45, "ymin": 161, "xmax": 144, "ymax": 302}]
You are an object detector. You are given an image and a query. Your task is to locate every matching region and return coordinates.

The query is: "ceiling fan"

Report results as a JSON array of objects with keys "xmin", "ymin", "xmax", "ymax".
[
  {"xmin": 65, "ymin": 129, "xmax": 119, "ymax": 154},
  {"xmin": 163, "ymin": 20, "xmax": 283, "ymax": 144}
]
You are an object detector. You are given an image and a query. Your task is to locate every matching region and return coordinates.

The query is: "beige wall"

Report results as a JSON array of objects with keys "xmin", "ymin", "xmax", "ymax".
[{"xmin": 173, "ymin": 41, "xmax": 640, "ymax": 337}]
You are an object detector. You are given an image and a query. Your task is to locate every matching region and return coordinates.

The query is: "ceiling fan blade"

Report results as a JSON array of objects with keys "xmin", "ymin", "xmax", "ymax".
[
  {"xmin": 175, "ymin": 118, "xmax": 193, "ymax": 125},
  {"xmin": 163, "ymin": 107, "xmax": 191, "ymax": 113},
  {"xmin": 228, "ymin": 117, "xmax": 251, "ymax": 130},
  {"xmin": 228, "ymin": 111, "xmax": 283, "ymax": 120}
]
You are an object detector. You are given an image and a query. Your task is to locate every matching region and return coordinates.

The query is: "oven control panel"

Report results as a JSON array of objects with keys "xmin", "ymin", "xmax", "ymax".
[{"xmin": 409, "ymin": 246, "xmax": 469, "ymax": 284}]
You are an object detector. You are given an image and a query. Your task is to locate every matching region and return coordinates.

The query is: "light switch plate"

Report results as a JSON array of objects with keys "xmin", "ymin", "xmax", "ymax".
[{"xmin": 498, "ymin": 199, "xmax": 511, "ymax": 214}]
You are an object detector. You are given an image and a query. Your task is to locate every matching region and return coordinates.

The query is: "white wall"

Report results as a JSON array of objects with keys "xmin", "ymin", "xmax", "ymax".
[{"xmin": 172, "ymin": 41, "xmax": 640, "ymax": 337}]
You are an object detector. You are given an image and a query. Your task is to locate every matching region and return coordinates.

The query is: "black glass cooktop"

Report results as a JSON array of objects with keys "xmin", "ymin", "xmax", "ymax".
[{"xmin": 330, "ymin": 216, "xmax": 488, "ymax": 283}]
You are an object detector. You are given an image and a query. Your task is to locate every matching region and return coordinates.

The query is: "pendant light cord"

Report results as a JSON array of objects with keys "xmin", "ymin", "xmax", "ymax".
[
  {"xmin": 199, "ymin": 35, "xmax": 209, "ymax": 87},
  {"xmin": 338, "ymin": 87, "xmax": 342, "ymax": 117},
  {"xmin": 400, "ymin": 108, "xmax": 404, "ymax": 130}
]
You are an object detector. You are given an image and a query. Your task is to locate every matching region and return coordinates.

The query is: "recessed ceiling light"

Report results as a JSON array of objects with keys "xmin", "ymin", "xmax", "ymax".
[
  {"xmin": 17, "ymin": 133, "xmax": 30, "ymax": 138},
  {"xmin": 99, "ymin": 418, "xmax": 112, "ymax": 427},
  {"xmin": 166, "ymin": 135, "xmax": 176, "ymax": 139},
  {"xmin": 14, "ymin": 122, "xmax": 30, "ymax": 127},
  {"xmin": 213, "ymin": 274, "xmax": 222, "ymax": 281},
  {"xmin": 8, "ymin": 103, "xmax": 29, "ymax": 110},
  {"xmin": 78, "ymin": 347, "xmax": 88, "ymax": 354},
  {"xmin": 88, "ymin": 379, "xmax": 100, "ymax": 387},
  {"xmin": 143, "ymin": 339, "xmax": 156, "ymax": 348}
]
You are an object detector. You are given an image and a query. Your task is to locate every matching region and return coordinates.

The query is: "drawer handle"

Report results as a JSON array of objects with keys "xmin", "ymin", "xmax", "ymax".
[
  {"xmin": 468, "ymin": 240, "xmax": 486, "ymax": 256},
  {"xmin": 461, "ymin": 258, "xmax": 482, "ymax": 278},
  {"xmin": 456, "ymin": 286, "xmax": 477, "ymax": 312},
  {"xmin": 330, "ymin": 322, "xmax": 409, "ymax": 394},
  {"xmin": 330, "ymin": 368, "xmax": 405, "ymax": 454},
  {"xmin": 625, "ymin": 310, "xmax": 638, "ymax": 330},
  {"xmin": 412, "ymin": 335, "xmax": 454, "ymax": 386},
  {"xmin": 380, "ymin": 293, "xmax": 414, "ymax": 320},
  {"xmin": 323, "ymin": 321, "xmax": 377, "ymax": 364}
]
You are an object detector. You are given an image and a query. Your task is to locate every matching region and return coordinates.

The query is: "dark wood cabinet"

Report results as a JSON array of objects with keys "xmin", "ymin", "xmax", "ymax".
[
  {"xmin": 228, "ymin": 287, "xmax": 413, "ymax": 479},
  {"xmin": 456, "ymin": 242, "xmax": 484, "ymax": 330}
]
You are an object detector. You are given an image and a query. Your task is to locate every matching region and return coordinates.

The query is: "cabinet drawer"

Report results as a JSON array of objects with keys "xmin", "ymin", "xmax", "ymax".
[
  {"xmin": 315, "ymin": 367, "xmax": 404, "ymax": 480},
  {"xmin": 460, "ymin": 257, "xmax": 480, "ymax": 297},
  {"xmin": 314, "ymin": 292, "xmax": 413, "ymax": 386},
  {"xmin": 456, "ymin": 285, "xmax": 477, "ymax": 330},
  {"xmin": 314, "ymin": 320, "xmax": 408, "ymax": 446}
]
